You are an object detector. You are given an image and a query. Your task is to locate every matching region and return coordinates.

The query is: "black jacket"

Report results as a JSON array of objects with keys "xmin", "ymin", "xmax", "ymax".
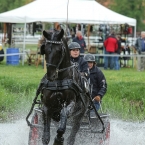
[
  {"xmin": 89, "ymin": 66, "xmax": 107, "ymax": 99},
  {"xmin": 72, "ymin": 37, "xmax": 86, "ymax": 53},
  {"xmin": 70, "ymin": 56, "xmax": 88, "ymax": 75},
  {"xmin": 0, "ymin": 49, "xmax": 4, "ymax": 62},
  {"xmin": 116, "ymin": 40, "xmax": 121, "ymax": 54}
]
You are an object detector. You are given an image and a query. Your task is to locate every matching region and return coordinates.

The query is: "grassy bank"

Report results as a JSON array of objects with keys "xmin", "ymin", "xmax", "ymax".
[
  {"xmin": 102, "ymin": 68, "xmax": 145, "ymax": 121},
  {"xmin": 0, "ymin": 62, "xmax": 145, "ymax": 122},
  {"xmin": 0, "ymin": 62, "xmax": 44, "ymax": 122}
]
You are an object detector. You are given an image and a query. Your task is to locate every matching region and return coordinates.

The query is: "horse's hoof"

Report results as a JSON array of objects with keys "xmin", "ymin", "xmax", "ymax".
[
  {"xmin": 53, "ymin": 136, "xmax": 64, "ymax": 145},
  {"xmin": 42, "ymin": 132, "xmax": 50, "ymax": 145}
]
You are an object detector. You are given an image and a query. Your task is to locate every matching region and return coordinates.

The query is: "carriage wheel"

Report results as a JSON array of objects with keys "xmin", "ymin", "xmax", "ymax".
[
  {"xmin": 28, "ymin": 113, "xmax": 43, "ymax": 145},
  {"xmin": 98, "ymin": 121, "xmax": 110, "ymax": 145},
  {"xmin": 104, "ymin": 122, "xmax": 110, "ymax": 145}
]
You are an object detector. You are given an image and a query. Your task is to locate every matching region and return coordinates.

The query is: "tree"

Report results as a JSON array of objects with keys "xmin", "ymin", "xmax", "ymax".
[
  {"xmin": 0, "ymin": 0, "xmax": 33, "ymax": 13},
  {"xmin": 109, "ymin": 0, "xmax": 145, "ymax": 31},
  {"xmin": 96, "ymin": 0, "xmax": 111, "ymax": 7}
]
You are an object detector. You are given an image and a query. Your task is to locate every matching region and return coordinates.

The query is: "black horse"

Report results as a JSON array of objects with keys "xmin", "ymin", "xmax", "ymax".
[{"xmin": 38, "ymin": 29, "xmax": 89, "ymax": 145}]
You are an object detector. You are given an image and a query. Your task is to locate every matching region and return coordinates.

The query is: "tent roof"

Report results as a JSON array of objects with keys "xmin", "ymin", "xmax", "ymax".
[{"xmin": 0, "ymin": 0, "xmax": 136, "ymax": 26}]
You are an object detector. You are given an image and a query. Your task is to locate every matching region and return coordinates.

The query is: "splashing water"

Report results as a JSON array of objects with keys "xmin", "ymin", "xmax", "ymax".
[
  {"xmin": 0, "ymin": 119, "xmax": 145, "ymax": 145},
  {"xmin": 0, "ymin": 120, "xmax": 29, "ymax": 145},
  {"xmin": 110, "ymin": 119, "xmax": 145, "ymax": 145}
]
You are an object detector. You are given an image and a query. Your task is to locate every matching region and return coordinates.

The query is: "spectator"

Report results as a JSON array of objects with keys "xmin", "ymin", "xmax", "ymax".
[
  {"xmin": 72, "ymin": 31, "xmax": 86, "ymax": 54},
  {"xmin": 70, "ymin": 28, "xmax": 75, "ymax": 39},
  {"xmin": 135, "ymin": 31, "xmax": 145, "ymax": 71},
  {"xmin": 103, "ymin": 32, "xmax": 118, "ymax": 70},
  {"xmin": 122, "ymin": 44, "xmax": 130, "ymax": 67},
  {"xmin": 0, "ymin": 44, "xmax": 4, "ymax": 63},
  {"xmin": 114, "ymin": 35, "xmax": 121, "ymax": 70},
  {"xmin": 54, "ymin": 22, "xmax": 61, "ymax": 30}
]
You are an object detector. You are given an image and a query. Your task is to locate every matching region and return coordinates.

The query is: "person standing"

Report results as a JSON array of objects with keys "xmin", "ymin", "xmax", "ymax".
[
  {"xmin": 135, "ymin": 31, "xmax": 145, "ymax": 71},
  {"xmin": 84, "ymin": 54, "xmax": 107, "ymax": 112},
  {"xmin": 0, "ymin": 44, "xmax": 4, "ymax": 63},
  {"xmin": 103, "ymin": 32, "xmax": 118, "ymax": 70},
  {"xmin": 122, "ymin": 44, "xmax": 130, "ymax": 67},
  {"xmin": 72, "ymin": 31, "xmax": 86, "ymax": 54},
  {"xmin": 114, "ymin": 35, "xmax": 121, "ymax": 70}
]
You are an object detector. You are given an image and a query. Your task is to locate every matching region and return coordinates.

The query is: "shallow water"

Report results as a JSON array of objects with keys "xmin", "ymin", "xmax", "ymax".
[
  {"xmin": 110, "ymin": 120, "xmax": 145, "ymax": 145},
  {"xmin": 0, "ymin": 119, "xmax": 145, "ymax": 145}
]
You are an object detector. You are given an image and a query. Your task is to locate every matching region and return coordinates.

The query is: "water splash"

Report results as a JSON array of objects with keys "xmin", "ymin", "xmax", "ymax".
[
  {"xmin": 0, "ymin": 119, "xmax": 145, "ymax": 145},
  {"xmin": 110, "ymin": 119, "xmax": 145, "ymax": 145}
]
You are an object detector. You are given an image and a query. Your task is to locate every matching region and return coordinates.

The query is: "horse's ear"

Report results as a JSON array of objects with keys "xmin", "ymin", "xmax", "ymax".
[
  {"xmin": 57, "ymin": 29, "xmax": 64, "ymax": 40},
  {"xmin": 43, "ymin": 30, "xmax": 50, "ymax": 39}
]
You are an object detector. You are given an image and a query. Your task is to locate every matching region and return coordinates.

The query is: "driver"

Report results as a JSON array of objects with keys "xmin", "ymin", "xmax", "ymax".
[
  {"xmin": 68, "ymin": 42, "xmax": 89, "ymax": 77},
  {"xmin": 84, "ymin": 54, "xmax": 107, "ymax": 113}
]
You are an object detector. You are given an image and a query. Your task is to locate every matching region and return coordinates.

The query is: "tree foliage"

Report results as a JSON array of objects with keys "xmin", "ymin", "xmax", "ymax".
[
  {"xmin": 109, "ymin": 0, "xmax": 145, "ymax": 31},
  {"xmin": 0, "ymin": 0, "xmax": 33, "ymax": 13}
]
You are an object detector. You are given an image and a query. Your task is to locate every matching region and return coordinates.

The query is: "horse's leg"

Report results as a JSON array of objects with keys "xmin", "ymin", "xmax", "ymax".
[
  {"xmin": 53, "ymin": 101, "xmax": 75, "ymax": 145},
  {"xmin": 53, "ymin": 106, "xmax": 67, "ymax": 145},
  {"xmin": 67, "ymin": 105, "xmax": 86, "ymax": 145},
  {"xmin": 42, "ymin": 105, "xmax": 51, "ymax": 145}
]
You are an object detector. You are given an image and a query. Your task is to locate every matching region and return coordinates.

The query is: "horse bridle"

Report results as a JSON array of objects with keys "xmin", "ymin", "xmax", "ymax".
[{"xmin": 45, "ymin": 31, "xmax": 74, "ymax": 80}]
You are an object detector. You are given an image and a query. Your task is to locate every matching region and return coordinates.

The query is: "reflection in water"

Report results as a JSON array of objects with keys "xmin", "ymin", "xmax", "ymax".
[{"xmin": 0, "ymin": 119, "xmax": 145, "ymax": 145}]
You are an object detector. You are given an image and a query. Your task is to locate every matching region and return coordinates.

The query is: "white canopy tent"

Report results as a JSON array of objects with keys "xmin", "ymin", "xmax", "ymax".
[
  {"xmin": 0, "ymin": 0, "xmax": 136, "ymax": 26},
  {"xmin": 0, "ymin": 0, "xmax": 136, "ymax": 65}
]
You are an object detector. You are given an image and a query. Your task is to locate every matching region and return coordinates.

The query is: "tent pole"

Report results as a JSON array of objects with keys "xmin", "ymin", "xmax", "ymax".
[
  {"xmin": 87, "ymin": 24, "xmax": 90, "ymax": 51},
  {"xmin": 134, "ymin": 25, "xmax": 136, "ymax": 38},
  {"xmin": 133, "ymin": 25, "xmax": 137, "ymax": 68},
  {"xmin": 22, "ymin": 20, "xmax": 27, "ymax": 66}
]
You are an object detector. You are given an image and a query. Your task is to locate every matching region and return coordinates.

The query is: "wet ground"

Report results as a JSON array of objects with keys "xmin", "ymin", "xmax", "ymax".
[{"xmin": 0, "ymin": 119, "xmax": 145, "ymax": 145}]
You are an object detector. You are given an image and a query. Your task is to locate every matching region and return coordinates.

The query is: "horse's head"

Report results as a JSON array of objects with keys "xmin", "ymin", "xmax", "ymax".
[{"xmin": 42, "ymin": 29, "xmax": 64, "ymax": 81}]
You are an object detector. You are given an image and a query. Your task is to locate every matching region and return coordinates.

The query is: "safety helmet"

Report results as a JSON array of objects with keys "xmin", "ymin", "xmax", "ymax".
[
  {"xmin": 68, "ymin": 42, "xmax": 81, "ymax": 50},
  {"xmin": 84, "ymin": 54, "xmax": 95, "ymax": 62}
]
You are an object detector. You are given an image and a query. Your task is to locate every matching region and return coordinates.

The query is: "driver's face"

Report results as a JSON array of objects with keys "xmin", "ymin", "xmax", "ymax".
[
  {"xmin": 88, "ymin": 62, "xmax": 94, "ymax": 69},
  {"xmin": 70, "ymin": 48, "xmax": 80, "ymax": 58}
]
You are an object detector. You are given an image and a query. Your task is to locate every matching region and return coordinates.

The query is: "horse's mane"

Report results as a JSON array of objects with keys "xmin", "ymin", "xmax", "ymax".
[{"xmin": 62, "ymin": 37, "xmax": 71, "ymax": 63}]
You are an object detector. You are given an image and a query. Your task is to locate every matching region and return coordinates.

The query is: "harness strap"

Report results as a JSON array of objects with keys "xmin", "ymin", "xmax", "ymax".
[
  {"xmin": 46, "ymin": 40, "xmax": 62, "ymax": 44},
  {"xmin": 57, "ymin": 64, "xmax": 76, "ymax": 73}
]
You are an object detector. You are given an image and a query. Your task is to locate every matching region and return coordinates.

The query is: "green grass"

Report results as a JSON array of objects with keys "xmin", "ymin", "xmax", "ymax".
[
  {"xmin": 0, "ymin": 62, "xmax": 145, "ymax": 122},
  {"xmin": 0, "ymin": 63, "xmax": 44, "ymax": 122},
  {"xmin": 102, "ymin": 68, "xmax": 145, "ymax": 121}
]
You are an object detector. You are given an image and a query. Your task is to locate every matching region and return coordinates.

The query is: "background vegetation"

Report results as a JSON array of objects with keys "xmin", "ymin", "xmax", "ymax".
[
  {"xmin": 0, "ymin": 60, "xmax": 145, "ymax": 122},
  {"xmin": 0, "ymin": 0, "xmax": 33, "ymax": 13},
  {"xmin": 109, "ymin": 0, "xmax": 145, "ymax": 31}
]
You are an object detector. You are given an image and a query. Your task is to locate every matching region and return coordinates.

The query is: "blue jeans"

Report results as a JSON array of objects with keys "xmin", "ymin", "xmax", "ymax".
[
  {"xmin": 104, "ymin": 50, "xmax": 114, "ymax": 70},
  {"xmin": 90, "ymin": 101, "xmax": 100, "ymax": 117},
  {"xmin": 94, "ymin": 101, "xmax": 100, "ymax": 111},
  {"xmin": 114, "ymin": 56, "xmax": 120, "ymax": 70}
]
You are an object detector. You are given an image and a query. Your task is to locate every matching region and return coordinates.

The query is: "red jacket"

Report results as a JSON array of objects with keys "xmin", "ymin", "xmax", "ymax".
[{"xmin": 104, "ymin": 36, "xmax": 118, "ymax": 52}]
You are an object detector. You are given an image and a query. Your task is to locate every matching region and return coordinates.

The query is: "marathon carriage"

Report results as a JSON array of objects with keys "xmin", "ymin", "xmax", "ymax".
[
  {"xmin": 26, "ymin": 100, "xmax": 110, "ymax": 145},
  {"xmin": 26, "ymin": 29, "xmax": 110, "ymax": 145}
]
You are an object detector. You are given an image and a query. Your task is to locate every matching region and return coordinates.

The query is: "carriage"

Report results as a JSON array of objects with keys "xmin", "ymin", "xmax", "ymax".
[
  {"xmin": 26, "ymin": 28, "xmax": 110, "ymax": 145},
  {"xmin": 26, "ymin": 99, "xmax": 110, "ymax": 145}
]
